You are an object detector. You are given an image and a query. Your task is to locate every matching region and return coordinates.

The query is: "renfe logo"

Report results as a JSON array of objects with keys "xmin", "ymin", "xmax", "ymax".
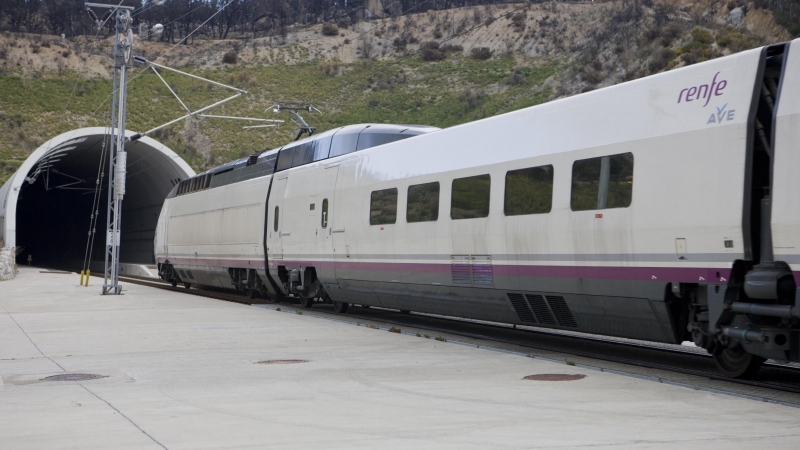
[{"xmin": 677, "ymin": 72, "xmax": 727, "ymax": 107}]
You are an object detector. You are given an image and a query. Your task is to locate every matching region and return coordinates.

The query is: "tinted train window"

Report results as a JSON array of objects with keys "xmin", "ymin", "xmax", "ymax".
[
  {"xmin": 356, "ymin": 133, "xmax": 407, "ymax": 151},
  {"xmin": 291, "ymin": 142, "xmax": 315, "ymax": 167},
  {"xmin": 571, "ymin": 153, "xmax": 634, "ymax": 211},
  {"xmin": 504, "ymin": 165, "xmax": 553, "ymax": 216},
  {"xmin": 312, "ymin": 135, "xmax": 333, "ymax": 161},
  {"xmin": 321, "ymin": 199, "xmax": 328, "ymax": 228},
  {"xmin": 407, "ymin": 182, "xmax": 440, "ymax": 223},
  {"xmin": 329, "ymin": 131, "xmax": 360, "ymax": 158},
  {"xmin": 276, "ymin": 147, "xmax": 295, "ymax": 171},
  {"xmin": 451, "ymin": 175, "xmax": 491, "ymax": 219},
  {"xmin": 273, "ymin": 206, "xmax": 279, "ymax": 232},
  {"xmin": 370, "ymin": 188, "xmax": 398, "ymax": 225}
]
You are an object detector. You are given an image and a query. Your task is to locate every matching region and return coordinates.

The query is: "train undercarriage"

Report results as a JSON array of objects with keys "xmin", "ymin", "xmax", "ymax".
[{"xmin": 680, "ymin": 263, "xmax": 800, "ymax": 378}]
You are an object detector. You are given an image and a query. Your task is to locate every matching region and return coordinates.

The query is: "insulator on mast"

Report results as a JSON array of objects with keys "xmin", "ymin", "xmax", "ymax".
[{"xmin": 113, "ymin": 151, "xmax": 126, "ymax": 200}]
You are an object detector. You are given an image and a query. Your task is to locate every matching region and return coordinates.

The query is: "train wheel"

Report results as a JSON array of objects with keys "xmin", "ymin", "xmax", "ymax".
[
  {"xmin": 298, "ymin": 297, "xmax": 313, "ymax": 308},
  {"xmin": 713, "ymin": 346, "xmax": 765, "ymax": 379},
  {"xmin": 184, "ymin": 282, "xmax": 191, "ymax": 289},
  {"xmin": 171, "ymin": 279, "xmax": 178, "ymax": 288},
  {"xmin": 248, "ymin": 288, "xmax": 256, "ymax": 300},
  {"xmin": 333, "ymin": 301, "xmax": 350, "ymax": 314}
]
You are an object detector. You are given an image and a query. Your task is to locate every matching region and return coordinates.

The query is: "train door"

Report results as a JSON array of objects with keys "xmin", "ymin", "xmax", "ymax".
[
  {"xmin": 330, "ymin": 167, "xmax": 348, "ymax": 282},
  {"xmin": 268, "ymin": 176, "xmax": 287, "ymax": 260},
  {"xmin": 315, "ymin": 165, "xmax": 339, "ymax": 284}
]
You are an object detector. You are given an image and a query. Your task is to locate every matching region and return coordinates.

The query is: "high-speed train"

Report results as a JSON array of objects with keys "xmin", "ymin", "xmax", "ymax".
[{"xmin": 156, "ymin": 39, "xmax": 800, "ymax": 378}]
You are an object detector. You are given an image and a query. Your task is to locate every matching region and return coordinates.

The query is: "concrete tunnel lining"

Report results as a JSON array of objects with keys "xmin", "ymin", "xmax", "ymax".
[{"xmin": 0, "ymin": 127, "xmax": 195, "ymax": 271}]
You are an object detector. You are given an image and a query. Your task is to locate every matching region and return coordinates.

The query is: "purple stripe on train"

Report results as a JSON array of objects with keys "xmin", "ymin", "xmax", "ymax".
[
  {"xmin": 164, "ymin": 256, "xmax": 800, "ymax": 285},
  {"xmin": 280, "ymin": 259, "xmax": 732, "ymax": 283}
]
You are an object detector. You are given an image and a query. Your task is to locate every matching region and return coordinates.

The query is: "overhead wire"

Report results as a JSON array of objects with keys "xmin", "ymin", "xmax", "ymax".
[
  {"xmin": 81, "ymin": 120, "xmax": 112, "ymax": 278},
  {"xmin": 90, "ymin": 0, "xmax": 238, "ymax": 120}
]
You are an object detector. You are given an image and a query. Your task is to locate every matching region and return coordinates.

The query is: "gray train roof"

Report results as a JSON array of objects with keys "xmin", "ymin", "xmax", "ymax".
[{"xmin": 170, "ymin": 123, "xmax": 438, "ymax": 198}]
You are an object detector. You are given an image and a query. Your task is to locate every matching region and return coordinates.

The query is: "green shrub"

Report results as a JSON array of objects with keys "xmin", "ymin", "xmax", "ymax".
[
  {"xmin": 440, "ymin": 44, "xmax": 463, "ymax": 53},
  {"xmin": 470, "ymin": 47, "xmax": 492, "ymax": 60},
  {"xmin": 419, "ymin": 41, "xmax": 440, "ymax": 51},
  {"xmin": 690, "ymin": 27, "xmax": 713, "ymax": 45},
  {"xmin": 511, "ymin": 12, "xmax": 526, "ymax": 32},
  {"xmin": 222, "ymin": 51, "xmax": 237, "ymax": 64},
  {"xmin": 716, "ymin": 30, "xmax": 757, "ymax": 53},
  {"xmin": 422, "ymin": 48, "xmax": 444, "ymax": 61},
  {"xmin": 322, "ymin": 23, "xmax": 339, "ymax": 36}
]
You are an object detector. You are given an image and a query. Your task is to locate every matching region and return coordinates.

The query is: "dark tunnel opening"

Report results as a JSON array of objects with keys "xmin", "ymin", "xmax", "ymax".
[
  {"xmin": 15, "ymin": 175, "xmax": 103, "ymax": 270},
  {"xmin": 3, "ymin": 130, "xmax": 192, "ymax": 272}
]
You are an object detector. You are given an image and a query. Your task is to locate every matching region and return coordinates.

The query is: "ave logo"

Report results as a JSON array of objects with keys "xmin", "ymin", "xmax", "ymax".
[{"xmin": 707, "ymin": 103, "xmax": 735, "ymax": 125}]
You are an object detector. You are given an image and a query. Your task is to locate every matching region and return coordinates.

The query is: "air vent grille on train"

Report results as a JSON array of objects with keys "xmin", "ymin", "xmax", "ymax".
[
  {"xmin": 525, "ymin": 294, "xmax": 557, "ymax": 325},
  {"xmin": 451, "ymin": 256, "xmax": 471, "ymax": 285},
  {"xmin": 545, "ymin": 296, "xmax": 578, "ymax": 327},
  {"xmin": 471, "ymin": 256, "xmax": 493, "ymax": 285},
  {"xmin": 451, "ymin": 255, "xmax": 493, "ymax": 286},
  {"xmin": 505, "ymin": 292, "xmax": 579, "ymax": 328},
  {"xmin": 507, "ymin": 293, "xmax": 536, "ymax": 323}
]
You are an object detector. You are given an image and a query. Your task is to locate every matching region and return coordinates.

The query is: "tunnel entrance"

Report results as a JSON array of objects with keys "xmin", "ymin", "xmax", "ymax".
[{"xmin": 0, "ymin": 128, "xmax": 194, "ymax": 273}]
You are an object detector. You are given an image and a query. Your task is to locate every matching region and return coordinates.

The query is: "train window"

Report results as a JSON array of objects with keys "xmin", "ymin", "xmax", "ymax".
[
  {"xmin": 370, "ymin": 188, "xmax": 398, "ymax": 225},
  {"xmin": 571, "ymin": 153, "xmax": 633, "ymax": 211},
  {"xmin": 291, "ymin": 142, "xmax": 315, "ymax": 167},
  {"xmin": 451, "ymin": 175, "xmax": 491, "ymax": 219},
  {"xmin": 407, "ymin": 182, "xmax": 440, "ymax": 223},
  {"xmin": 356, "ymin": 133, "xmax": 407, "ymax": 151},
  {"xmin": 321, "ymin": 199, "xmax": 328, "ymax": 228},
  {"xmin": 504, "ymin": 165, "xmax": 553, "ymax": 216},
  {"xmin": 312, "ymin": 135, "xmax": 333, "ymax": 161},
  {"xmin": 329, "ymin": 130, "xmax": 360, "ymax": 158},
  {"xmin": 273, "ymin": 206, "xmax": 279, "ymax": 232},
  {"xmin": 276, "ymin": 147, "xmax": 296, "ymax": 171}
]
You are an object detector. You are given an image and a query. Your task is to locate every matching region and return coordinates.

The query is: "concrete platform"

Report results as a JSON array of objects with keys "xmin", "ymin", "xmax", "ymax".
[{"xmin": 1, "ymin": 267, "xmax": 799, "ymax": 449}]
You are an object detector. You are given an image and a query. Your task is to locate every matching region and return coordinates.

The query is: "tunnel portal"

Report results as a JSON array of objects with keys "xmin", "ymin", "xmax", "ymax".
[{"xmin": 0, "ymin": 128, "xmax": 194, "ymax": 273}]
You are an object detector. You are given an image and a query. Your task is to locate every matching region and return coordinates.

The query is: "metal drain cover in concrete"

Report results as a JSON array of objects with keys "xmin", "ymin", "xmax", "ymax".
[
  {"xmin": 256, "ymin": 360, "xmax": 309, "ymax": 365},
  {"xmin": 41, "ymin": 373, "xmax": 108, "ymax": 382},
  {"xmin": 523, "ymin": 374, "xmax": 586, "ymax": 381}
]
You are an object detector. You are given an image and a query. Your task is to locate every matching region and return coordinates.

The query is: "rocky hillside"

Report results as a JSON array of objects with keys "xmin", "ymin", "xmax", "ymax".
[{"xmin": 0, "ymin": 0, "xmax": 794, "ymax": 185}]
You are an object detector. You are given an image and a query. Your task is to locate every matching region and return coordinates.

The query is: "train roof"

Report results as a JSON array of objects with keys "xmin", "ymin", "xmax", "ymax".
[{"xmin": 168, "ymin": 123, "xmax": 439, "ymax": 198}]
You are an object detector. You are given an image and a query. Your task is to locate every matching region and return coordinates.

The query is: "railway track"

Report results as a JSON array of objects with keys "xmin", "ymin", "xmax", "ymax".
[{"xmin": 115, "ymin": 274, "xmax": 800, "ymax": 405}]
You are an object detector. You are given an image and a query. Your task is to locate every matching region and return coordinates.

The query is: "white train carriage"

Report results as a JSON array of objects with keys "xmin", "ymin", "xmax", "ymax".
[
  {"xmin": 158, "ymin": 39, "xmax": 800, "ymax": 377},
  {"xmin": 154, "ymin": 149, "xmax": 278, "ymax": 293},
  {"xmin": 155, "ymin": 124, "xmax": 438, "ymax": 295}
]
